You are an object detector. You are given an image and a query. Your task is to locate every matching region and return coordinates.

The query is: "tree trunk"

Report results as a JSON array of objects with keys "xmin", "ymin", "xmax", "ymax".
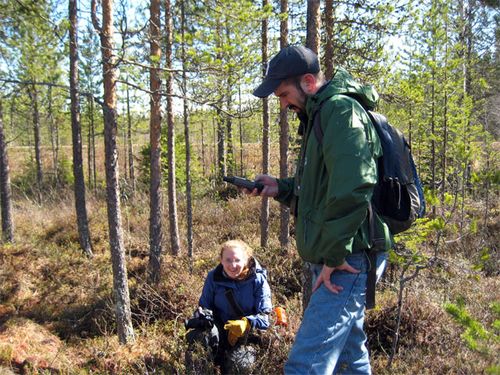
[
  {"xmin": 126, "ymin": 82, "xmax": 135, "ymax": 192},
  {"xmin": 0, "ymin": 101, "xmax": 14, "ymax": 243},
  {"xmin": 306, "ymin": 0, "xmax": 321, "ymax": 54},
  {"xmin": 238, "ymin": 84, "xmax": 244, "ymax": 176},
  {"xmin": 324, "ymin": 0, "xmax": 335, "ymax": 79},
  {"xmin": 441, "ymin": 20, "xmax": 449, "ymax": 206},
  {"xmin": 225, "ymin": 27, "xmax": 234, "ymax": 175},
  {"xmin": 226, "ymin": 100, "xmax": 234, "ymax": 175},
  {"xmin": 165, "ymin": 0, "xmax": 181, "ymax": 256},
  {"xmin": 28, "ymin": 85, "xmax": 43, "ymax": 199},
  {"xmin": 147, "ymin": 0, "xmax": 164, "ymax": 284},
  {"xmin": 279, "ymin": 0, "xmax": 290, "ymax": 252},
  {"xmin": 90, "ymin": 96, "xmax": 97, "ymax": 192},
  {"xmin": 201, "ymin": 119, "xmax": 206, "ymax": 176},
  {"xmin": 303, "ymin": 0, "xmax": 322, "ymax": 311},
  {"xmin": 69, "ymin": 0, "xmax": 93, "ymax": 257},
  {"xmin": 216, "ymin": 21, "xmax": 226, "ymax": 181},
  {"xmin": 92, "ymin": 0, "xmax": 134, "ymax": 344},
  {"xmin": 47, "ymin": 86, "xmax": 59, "ymax": 183},
  {"xmin": 181, "ymin": 0, "xmax": 194, "ymax": 268},
  {"xmin": 87, "ymin": 98, "xmax": 93, "ymax": 190},
  {"xmin": 216, "ymin": 108, "xmax": 226, "ymax": 180},
  {"xmin": 260, "ymin": 0, "xmax": 270, "ymax": 249}
]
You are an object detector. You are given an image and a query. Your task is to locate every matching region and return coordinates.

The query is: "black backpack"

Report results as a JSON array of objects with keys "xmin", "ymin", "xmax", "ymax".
[
  {"xmin": 312, "ymin": 96, "xmax": 426, "ymax": 309},
  {"xmin": 312, "ymin": 95, "xmax": 426, "ymax": 238}
]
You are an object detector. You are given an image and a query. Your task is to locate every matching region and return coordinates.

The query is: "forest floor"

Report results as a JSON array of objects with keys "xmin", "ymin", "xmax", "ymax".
[{"xmin": 0, "ymin": 187, "xmax": 498, "ymax": 374}]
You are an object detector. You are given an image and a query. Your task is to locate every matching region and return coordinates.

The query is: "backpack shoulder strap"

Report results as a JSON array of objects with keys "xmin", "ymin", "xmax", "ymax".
[{"xmin": 224, "ymin": 288, "xmax": 245, "ymax": 317}]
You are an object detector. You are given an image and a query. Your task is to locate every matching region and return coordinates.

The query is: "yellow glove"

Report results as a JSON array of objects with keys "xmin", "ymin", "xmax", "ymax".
[{"xmin": 224, "ymin": 317, "xmax": 250, "ymax": 346}]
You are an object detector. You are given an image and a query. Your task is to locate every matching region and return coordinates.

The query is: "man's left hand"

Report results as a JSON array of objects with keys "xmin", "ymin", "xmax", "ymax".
[{"xmin": 312, "ymin": 262, "xmax": 360, "ymax": 294}]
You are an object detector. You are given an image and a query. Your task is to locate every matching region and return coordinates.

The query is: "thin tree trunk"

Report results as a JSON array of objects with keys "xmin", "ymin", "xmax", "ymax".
[
  {"xmin": 225, "ymin": 27, "xmax": 234, "ymax": 175},
  {"xmin": 0, "ymin": 101, "xmax": 14, "ymax": 243},
  {"xmin": 279, "ymin": 0, "xmax": 290, "ymax": 252},
  {"xmin": 441, "ymin": 20, "xmax": 449, "ymax": 205},
  {"xmin": 87, "ymin": 99, "xmax": 93, "ymax": 190},
  {"xmin": 181, "ymin": 0, "xmax": 194, "ymax": 268},
  {"xmin": 431, "ymin": 51, "xmax": 436, "ymax": 215},
  {"xmin": 459, "ymin": 0, "xmax": 473, "ymax": 232},
  {"xmin": 69, "ymin": 0, "xmax": 93, "ymax": 257},
  {"xmin": 126, "ymin": 82, "xmax": 135, "ymax": 192},
  {"xmin": 216, "ymin": 108, "xmax": 226, "ymax": 179},
  {"xmin": 165, "ymin": 0, "xmax": 181, "ymax": 256},
  {"xmin": 91, "ymin": 96, "xmax": 97, "ymax": 192},
  {"xmin": 238, "ymin": 84, "xmax": 244, "ymax": 176},
  {"xmin": 28, "ymin": 85, "xmax": 43, "ymax": 199},
  {"xmin": 47, "ymin": 86, "xmax": 59, "ymax": 183},
  {"xmin": 201, "ymin": 120, "xmax": 206, "ymax": 176},
  {"xmin": 122, "ymin": 117, "xmax": 127, "ymax": 180},
  {"xmin": 226, "ymin": 99, "xmax": 234, "ymax": 175},
  {"xmin": 91, "ymin": 0, "xmax": 134, "ymax": 344},
  {"xmin": 216, "ymin": 20, "xmax": 226, "ymax": 181},
  {"xmin": 147, "ymin": 0, "xmax": 163, "ymax": 283},
  {"xmin": 213, "ymin": 117, "xmax": 217, "ymax": 183},
  {"xmin": 260, "ymin": 0, "xmax": 270, "ymax": 249}
]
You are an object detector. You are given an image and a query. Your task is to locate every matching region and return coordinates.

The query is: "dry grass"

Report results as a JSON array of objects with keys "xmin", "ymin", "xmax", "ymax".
[{"xmin": 0, "ymin": 185, "xmax": 498, "ymax": 374}]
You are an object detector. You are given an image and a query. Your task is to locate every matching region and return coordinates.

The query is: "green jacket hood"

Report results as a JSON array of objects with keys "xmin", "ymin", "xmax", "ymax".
[{"xmin": 308, "ymin": 67, "xmax": 379, "ymax": 113}]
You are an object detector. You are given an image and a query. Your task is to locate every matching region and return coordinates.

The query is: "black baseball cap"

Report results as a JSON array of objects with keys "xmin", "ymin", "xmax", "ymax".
[{"xmin": 253, "ymin": 45, "xmax": 320, "ymax": 98}]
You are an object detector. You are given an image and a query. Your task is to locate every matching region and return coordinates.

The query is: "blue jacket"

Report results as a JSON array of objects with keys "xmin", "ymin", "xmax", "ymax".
[{"xmin": 199, "ymin": 258, "xmax": 272, "ymax": 330}]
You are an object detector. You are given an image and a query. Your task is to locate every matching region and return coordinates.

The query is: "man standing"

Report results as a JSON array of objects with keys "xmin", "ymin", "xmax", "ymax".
[{"xmin": 250, "ymin": 46, "xmax": 392, "ymax": 374}]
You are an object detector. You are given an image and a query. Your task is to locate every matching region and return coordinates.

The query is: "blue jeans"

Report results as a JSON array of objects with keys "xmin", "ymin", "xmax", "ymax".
[{"xmin": 285, "ymin": 251, "xmax": 387, "ymax": 375}]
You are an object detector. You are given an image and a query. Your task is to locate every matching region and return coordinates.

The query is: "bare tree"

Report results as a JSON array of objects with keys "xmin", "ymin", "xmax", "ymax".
[
  {"xmin": 147, "ymin": 0, "xmax": 163, "ymax": 283},
  {"xmin": 0, "ymin": 100, "xmax": 13, "ymax": 243},
  {"xmin": 165, "ymin": 0, "xmax": 181, "ymax": 256},
  {"xmin": 69, "ymin": 0, "xmax": 93, "ymax": 257},
  {"xmin": 91, "ymin": 0, "xmax": 134, "ymax": 344}
]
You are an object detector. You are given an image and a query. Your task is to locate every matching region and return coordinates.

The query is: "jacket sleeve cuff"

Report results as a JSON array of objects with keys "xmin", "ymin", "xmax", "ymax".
[
  {"xmin": 274, "ymin": 178, "xmax": 295, "ymax": 206},
  {"xmin": 324, "ymin": 257, "xmax": 345, "ymax": 268}
]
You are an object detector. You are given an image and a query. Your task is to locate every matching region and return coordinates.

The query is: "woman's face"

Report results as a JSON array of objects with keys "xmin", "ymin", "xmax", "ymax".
[{"xmin": 221, "ymin": 246, "xmax": 248, "ymax": 279}]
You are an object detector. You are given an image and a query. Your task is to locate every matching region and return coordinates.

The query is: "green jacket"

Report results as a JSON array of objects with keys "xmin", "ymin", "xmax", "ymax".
[{"xmin": 275, "ymin": 68, "xmax": 392, "ymax": 267}]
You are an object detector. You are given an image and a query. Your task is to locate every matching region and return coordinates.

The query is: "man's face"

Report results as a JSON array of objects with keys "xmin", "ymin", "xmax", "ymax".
[{"xmin": 274, "ymin": 79, "xmax": 307, "ymax": 115}]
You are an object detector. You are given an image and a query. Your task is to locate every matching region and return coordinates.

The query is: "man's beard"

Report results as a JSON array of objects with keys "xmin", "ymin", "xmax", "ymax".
[{"xmin": 288, "ymin": 83, "xmax": 308, "ymax": 114}]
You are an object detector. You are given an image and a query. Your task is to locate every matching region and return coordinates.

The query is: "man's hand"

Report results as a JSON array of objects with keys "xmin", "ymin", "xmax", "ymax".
[
  {"xmin": 312, "ymin": 262, "xmax": 360, "ymax": 294},
  {"xmin": 244, "ymin": 174, "xmax": 279, "ymax": 197}
]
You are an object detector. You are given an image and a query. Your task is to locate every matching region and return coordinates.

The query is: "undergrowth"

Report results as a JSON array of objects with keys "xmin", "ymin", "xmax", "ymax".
[{"xmin": 0, "ymin": 189, "xmax": 498, "ymax": 374}]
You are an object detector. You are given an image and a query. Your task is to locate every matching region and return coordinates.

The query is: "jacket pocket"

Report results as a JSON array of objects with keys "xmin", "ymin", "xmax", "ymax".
[{"xmin": 297, "ymin": 210, "xmax": 323, "ymax": 263}]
